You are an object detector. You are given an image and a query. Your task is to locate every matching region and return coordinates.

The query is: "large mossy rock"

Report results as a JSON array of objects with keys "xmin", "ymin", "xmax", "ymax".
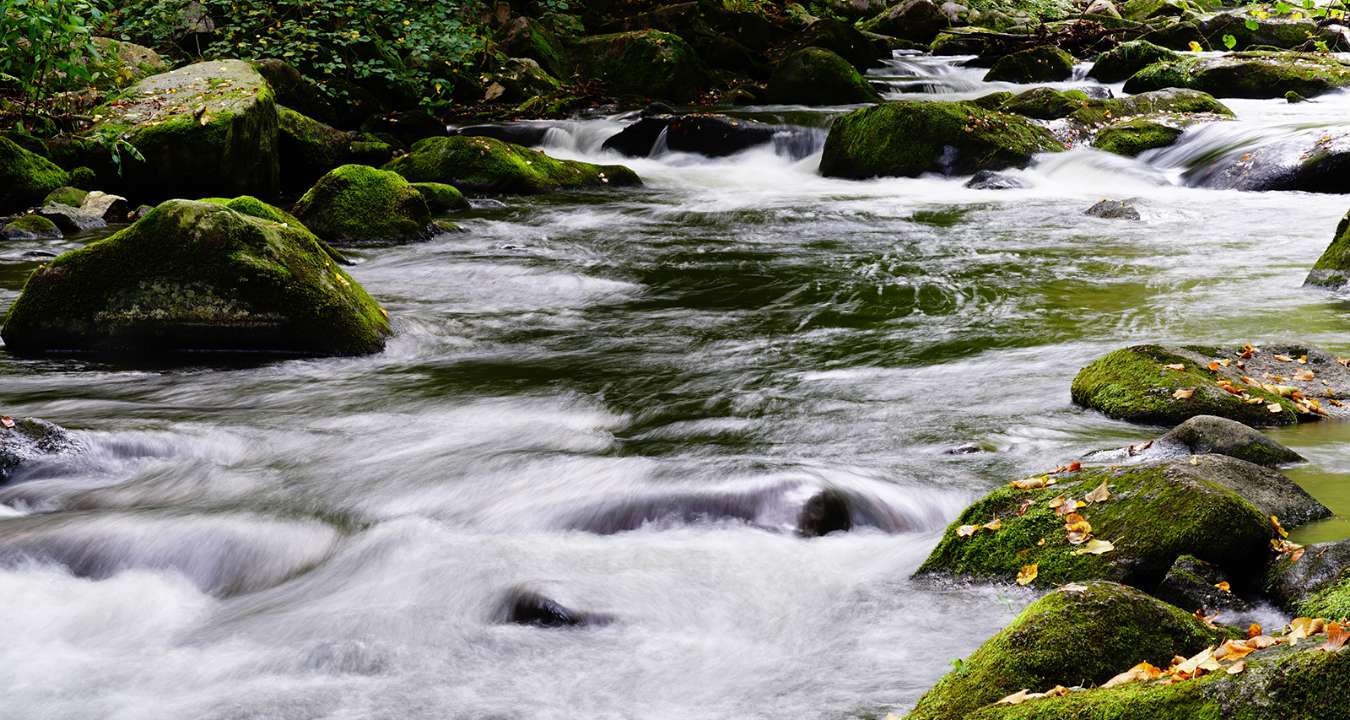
[
  {"xmin": 1088, "ymin": 40, "xmax": 1180, "ymax": 83},
  {"xmin": 1, "ymin": 214, "xmax": 63, "ymax": 241},
  {"xmin": 1092, "ymin": 117, "xmax": 1185, "ymax": 156},
  {"xmin": 985, "ymin": 45, "xmax": 1075, "ymax": 83},
  {"xmin": 1072, "ymin": 344, "xmax": 1350, "ymax": 426},
  {"xmin": 915, "ymin": 455, "xmax": 1312, "ymax": 589},
  {"xmin": 82, "ymin": 37, "xmax": 169, "ymax": 90},
  {"xmin": 959, "ymin": 641, "xmax": 1350, "ymax": 720},
  {"xmin": 766, "ymin": 47, "xmax": 881, "ymax": 105},
  {"xmin": 1265, "ymin": 540, "xmax": 1350, "ymax": 617},
  {"xmin": 83, "ymin": 59, "xmax": 279, "ymax": 202},
  {"xmin": 573, "ymin": 30, "xmax": 708, "ymax": 102},
  {"xmin": 0, "ymin": 418, "xmax": 76, "ymax": 482},
  {"xmin": 0, "ymin": 137, "xmax": 70, "ymax": 214},
  {"xmin": 818, "ymin": 100, "xmax": 1064, "ymax": 179},
  {"xmin": 860, "ymin": 0, "xmax": 950, "ymax": 43},
  {"xmin": 993, "ymin": 87, "xmax": 1090, "ymax": 120},
  {"xmin": 908, "ymin": 582, "xmax": 1219, "ymax": 720},
  {"xmin": 1306, "ymin": 208, "xmax": 1350, "ymax": 289},
  {"xmin": 1124, "ymin": 52, "xmax": 1350, "ymax": 99},
  {"xmin": 277, "ymin": 106, "xmax": 371, "ymax": 192},
  {"xmin": 292, "ymin": 165, "xmax": 432, "ymax": 245},
  {"xmin": 501, "ymin": 16, "xmax": 572, "ymax": 78},
  {"xmin": 0, "ymin": 200, "xmax": 390, "ymax": 357},
  {"xmin": 1156, "ymin": 415, "xmax": 1305, "ymax": 467},
  {"xmin": 384, "ymin": 136, "xmax": 641, "ymax": 194},
  {"xmin": 1067, "ymin": 88, "xmax": 1232, "ymax": 127}
]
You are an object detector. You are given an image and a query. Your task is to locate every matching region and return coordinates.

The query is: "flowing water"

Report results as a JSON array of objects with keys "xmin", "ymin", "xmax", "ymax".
[{"xmin": 4, "ymin": 53, "xmax": 1350, "ymax": 720}]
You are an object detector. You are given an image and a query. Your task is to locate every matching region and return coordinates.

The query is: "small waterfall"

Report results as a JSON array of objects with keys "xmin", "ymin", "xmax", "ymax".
[{"xmin": 649, "ymin": 126, "xmax": 671, "ymax": 158}]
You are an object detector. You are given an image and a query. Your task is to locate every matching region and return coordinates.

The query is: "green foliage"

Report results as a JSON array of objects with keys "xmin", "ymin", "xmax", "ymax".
[
  {"xmin": 0, "ymin": 0, "xmax": 106, "ymax": 122},
  {"xmin": 110, "ymin": 0, "xmax": 489, "ymax": 110}
]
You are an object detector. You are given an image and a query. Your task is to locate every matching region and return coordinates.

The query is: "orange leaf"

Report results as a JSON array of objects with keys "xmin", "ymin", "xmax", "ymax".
[
  {"xmin": 1165, "ymin": 363, "xmax": 1186, "ymax": 371},
  {"xmin": 1016, "ymin": 564, "xmax": 1039, "ymax": 586},
  {"xmin": 0, "ymin": 416, "xmax": 13, "ymax": 429},
  {"xmin": 1173, "ymin": 388, "xmax": 1196, "ymax": 400},
  {"xmin": 1248, "ymin": 623, "xmax": 1262, "ymax": 639},
  {"xmin": 1321, "ymin": 622, "xmax": 1348, "ymax": 652},
  {"xmin": 1215, "ymin": 581, "xmax": 1231, "ymax": 593}
]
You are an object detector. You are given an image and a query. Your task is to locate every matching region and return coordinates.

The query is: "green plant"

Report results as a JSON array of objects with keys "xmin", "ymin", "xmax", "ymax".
[{"xmin": 0, "ymin": 0, "xmax": 106, "ymax": 124}]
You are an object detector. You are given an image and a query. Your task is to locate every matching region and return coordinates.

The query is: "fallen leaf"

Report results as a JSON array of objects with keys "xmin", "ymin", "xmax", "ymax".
[
  {"xmin": 1248, "ymin": 623, "xmax": 1262, "ymax": 639},
  {"xmin": 1073, "ymin": 538, "xmax": 1115, "ymax": 555},
  {"xmin": 1271, "ymin": 515, "xmax": 1289, "ymax": 539},
  {"xmin": 1061, "ymin": 583, "xmax": 1088, "ymax": 592},
  {"xmin": 1165, "ymin": 363, "xmax": 1187, "ymax": 371},
  {"xmin": 1247, "ymin": 635, "xmax": 1280, "ymax": 649},
  {"xmin": 1194, "ymin": 610, "xmax": 1220, "ymax": 629},
  {"xmin": 956, "ymin": 524, "xmax": 977, "ymax": 538},
  {"xmin": 1274, "ymin": 354, "xmax": 1294, "ymax": 362},
  {"xmin": 1215, "ymin": 639, "xmax": 1255, "ymax": 661},
  {"xmin": 996, "ymin": 689, "xmax": 1031, "ymax": 706},
  {"xmin": 1017, "ymin": 564, "xmax": 1039, "ymax": 586},
  {"xmin": 984, "ymin": 517, "xmax": 1003, "ymax": 532},
  {"xmin": 1102, "ymin": 661, "xmax": 1162, "ymax": 688},
  {"xmin": 1015, "ymin": 499, "xmax": 1033, "ymax": 516},
  {"xmin": 1240, "ymin": 343, "xmax": 1256, "ymax": 359},
  {"xmin": 1010, "ymin": 476, "xmax": 1055, "ymax": 490},
  {"xmin": 1173, "ymin": 646, "xmax": 1221, "ymax": 678},
  {"xmin": 1227, "ymin": 660, "xmax": 1246, "ymax": 675},
  {"xmin": 1085, "ymin": 481, "xmax": 1111, "ymax": 504},
  {"xmin": 1048, "ymin": 495, "xmax": 1068, "ymax": 509},
  {"xmin": 1215, "ymin": 581, "xmax": 1231, "ymax": 593},
  {"xmin": 0, "ymin": 416, "xmax": 13, "ymax": 429},
  {"xmin": 1207, "ymin": 360, "xmax": 1221, "ymax": 372},
  {"xmin": 1299, "ymin": 355, "xmax": 1308, "ymax": 364},
  {"xmin": 1267, "ymin": 403, "xmax": 1284, "ymax": 414},
  {"xmin": 1173, "ymin": 388, "xmax": 1195, "ymax": 400},
  {"xmin": 1289, "ymin": 617, "xmax": 1327, "ymax": 643},
  {"xmin": 1320, "ymin": 622, "xmax": 1348, "ymax": 652},
  {"xmin": 1295, "ymin": 369, "xmax": 1315, "ymax": 382}
]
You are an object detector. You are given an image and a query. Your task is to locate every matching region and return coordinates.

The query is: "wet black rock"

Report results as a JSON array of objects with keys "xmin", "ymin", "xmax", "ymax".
[
  {"xmin": 964, "ymin": 170, "xmax": 1030, "ymax": 189},
  {"xmin": 601, "ymin": 113, "xmax": 780, "ymax": 158},
  {"xmin": 1084, "ymin": 199, "xmax": 1140, "ymax": 220},
  {"xmin": 497, "ymin": 587, "xmax": 613, "ymax": 628},
  {"xmin": 450, "ymin": 122, "xmax": 556, "ymax": 148},
  {"xmin": 797, "ymin": 488, "xmax": 853, "ymax": 537},
  {"xmin": 1155, "ymin": 554, "xmax": 1253, "ymax": 613},
  {"xmin": 0, "ymin": 418, "xmax": 75, "ymax": 482}
]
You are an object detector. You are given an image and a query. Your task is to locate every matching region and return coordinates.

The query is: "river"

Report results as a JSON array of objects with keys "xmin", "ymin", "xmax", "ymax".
[{"xmin": 1, "ymin": 52, "xmax": 1348, "ymax": 719}]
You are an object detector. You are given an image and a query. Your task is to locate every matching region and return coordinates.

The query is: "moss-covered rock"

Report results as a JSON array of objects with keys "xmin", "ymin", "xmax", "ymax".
[
  {"xmin": 483, "ymin": 57, "xmax": 561, "ymax": 103},
  {"xmin": 1069, "ymin": 344, "xmax": 1341, "ymax": 426},
  {"xmin": 1306, "ymin": 209, "xmax": 1350, "ymax": 289},
  {"xmin": 860, "ymin": 0, "xmax": 950, "ymax": 43},
  {"xmin": 82, "ymin": 59, "xmax": 280, "ymax": 202},
  {"xmin": 0, "ymin": 137, "xmax": 70, "ymax": 214},
  {"xmin": 766, "ymin": 46, "xmax": 882, "ymax": 105},
  {"xmin": 501, "ymin": 16, "xmax": 572, "ymax": 78},
  {"xmin": 384, "ymin": 136, "xmax": 641, "ymax": 195},
  {"xmin": 1120, "ymin": 0, "xmax": 1198, "ymax": 21},
  {"xmin": 997, "ymin": 87, "xmax": 1091, "ymax": 119},
  {"xmin": 787, "ymin": 17, "xmax": 888, "ymax": 70},
  {"xmin": 985, "ymin": 45, "xmax": 1075, "ymax": 83},
  {"xmin": 0, "ymin": 199, "xmax": 389, "ymax": 357},
  {"xmin": 42, "ymin": 186, "xmax": 89, "ymax": 208},
  {"xmin": 1, "ymin": 214, "xmax": 63, "ymax": 241},
  {"xmin": 1093, "ymin": 117, "xmax": 1185, "ymax": 156},
  {"xmin": 959, "ymin": 640, "xmax": 1350, "ymax": 720},
  {"xmin": 931, "ymin": 27, "xmax": 1004, "ymax": 56},
  {"xmin": 908, "ymin": 582, "xmax": 1220, "ymax": 720},
  {"xmin": 410, "ymin": 182, "xmax": 470, "ymax": 213},
  {"xmin": 573, "ymin": 30, "xmax": 708, "ymax": 102},
  {"xmin": 201, "ymin": 195, "xmax": 303, "ymax": 226},
  {"xmin": 1124, "ymin": 52, "xmax": 1350, "ymax": 99},
  {"xmin": 1153, "ymin": 415, "xmax": 1305, "ymax": 468},
  {"xmin": 1198, "ymin": 12, "xmax": 1325, "ymax": 52},
  {"xmin": 1265, "ymin": 540, "xmax": 1350, "ymax": 616},
  {"xmin": 82, "ymin": 37, "xmax": 169, "ymax": 90},
  {"xmin": 1155, "ymin": 554, "xmax": 1250, "ymax": 612},
  {"xmin": 277, "ymin": 105, "xmax": 363, "ymax": 192},
  {"xmin": 1068, "ymin": 88, "xmax": 1233, "ymax": 127},
  {"xmin": 292, "ymin": 164, "xmax": 431, "ymax": 245},
  {"xmin": 0, "ymin": 417, "xmax": 76, "ymax": 482},
  {"xmin": 68, "ymin": 166, "xmax": 97, "ymax": 190},
  {"xmin": 818, "ymin": 100, "xmax": 1064, "ymax": 179},
  {"xmin": 915, "ymin": 456, "xmax": 1287, "ymax": 589},
  {"xmin": 1088, "ymin": 40, "xmax": 1180, "ymax": 83}
]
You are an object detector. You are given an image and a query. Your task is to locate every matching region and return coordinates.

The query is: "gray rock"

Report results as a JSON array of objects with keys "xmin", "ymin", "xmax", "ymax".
[
  {"xmin": 496, "ymin": 586, "xmax": 614, "ymax": 628},
  {"xmin": 1156, "ymin": 555, "xmax": 1251, "ymax": 612},
  {"xmin": 37, "ymin": 202, "xmax": 106, "ymax": 233},
  {"xmin": 965, "ymin": 170, "xmax": 1029, "ymax": 189},
  {"xmin": 1158, "ymin": 415, "xmax": 1304, "ymax": 467},
  {"xmin": 81, "ymin": 191, "xmax": 130, "ymax": 223},
  {"xmin": 1264, "ymin": 539, "xmax": 1350, "ymax": 609},
  {"xmin": 1085, "ymin": 199, "xmax": 1140, "ymax": 220},
  {"xmin": 1, "ymin": 417, "xmax": 75, "ymax": 482},
  {"xmin": 1181, "ymin": 454, "xmax": 1328, "ymax": 526}
]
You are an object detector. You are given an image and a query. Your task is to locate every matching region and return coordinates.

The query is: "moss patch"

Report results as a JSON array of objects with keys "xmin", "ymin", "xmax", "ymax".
[
  {"xmin": 1093, "ymin": 117, "xmax": 1185, "ymax": 156},
  {"xmin": 292, "ymin": 164, "xmax": 431, "ymax": 245},
  {"xmin": 1306, "ymin": 209, "xmax": 1350, "ymax": 288},
  {"xmin": 574, "ymin": 30, "xmax": 709, "ymax": 101},
  {"xmin": 0, "ymin": 137, "xmax": 70, "ymax": 214},
  {"xmin": 1088, "ymin": 40, "xmax": 1181, "ymax": 83},
  {"xmin": 1124, "ymin": 52, "xmax": 1350, "ymax": 99},
  {"xmin": 985, "ymin": 45, "xmax": 1075, "ymax": 83},
  {"xmin": 766, "ymin": 46, "xmax": 882, "ymax": 105},
  {"xmin": 997, "ymin": 87, "xmax": 1091, "ymax": 120},
  {"xmin": 411, "ymin": 182, "xmax": 470, "ymax": 213},
  {"xmin": 384, "ymin": 136, "xmax": 641, "ymax": 195},
  {"xmin": 0, "ymin": 199, "xmax": 389, "ymax": 357},
  {"xmin": 2, "ymin": 214, "xmax": 62, "ymax": 240}
]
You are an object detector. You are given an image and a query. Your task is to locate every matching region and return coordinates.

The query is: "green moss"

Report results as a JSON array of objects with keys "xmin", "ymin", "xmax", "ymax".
[
  {"xmin": 997, "ymin": 87, "xmax": 1091, "ymax": 120},
  {"xmin": 574, "ymin": 30, "xmax": 708, "ymax": 101},
  {"xmin": 908, "ymin": 582, "xmax": 1220, "ymax": 720},
  {"xmin": 2, "ymin": 214, "xmax": 62, "ymax": 239},
  {"xmin": 1306, "ymin": 210, "xmax": 1350, "ymax": 288},
  {"xmin": 384, "ymin": 136, "xmax": 641, "ymax": 195},
  {"xmin": 1068, "ymin": 89, "xmax": 1233, "ymax": 127},
  {"xmin": 985, "ymin": 46, "xmax": 1075, "ymax": 83},
  {"xmin": 0, "ymin": 199, "xmax": 389, "ymax": 356},
  {"xmin": 68, "ymin": 167, "xmax": 97, "ymax": 190},
  {"xmin": 42, "ymin": 186, "xmax": 89, "ymax": 208},
  {"xmin": 1124, "ymin": 52, "xmax": 1350, "ymax": 99},
  {"xmin": 292, "ymin": 164, "xmax": 431, "ymax": 245},
  {"xmin": 1120, "ymin": 0, "xmax": 1196, "ymax": 20},
  {"xmin": 915, "ymin": 458, "xmax": 1274, "ymax": 588},
  {"xmin": 501, "ymin": 17, "xmax": 571, "ymax": 78},
  {"xmin": 971, "ymin": 90, "xmax": 1016, "ymax": 109},
  {"xmin": 1071, "ymin": 345, "xmax": 1299, "ymax": 426},
  {"xmin": 277, "ymin": 105, "xmax": 353, "ymax": 191},
  {"xmin": 1297, "ymin": 575, "xmax": 1350, "ymax": 618},
  {"xmin": 818, "ymin": 100, "xmax": 1064, "ymax": 179},
  {"xmin": 1093, "ymin": 118, "xmax": 1185, "ymax": 156},
  {"xmin": 0, "ymin": 137, "xmax": 70, "ymax": 214},
  {"xmin": 766, "ymin": 46, "xmax": 881, "ymax": 105},
  {"xmin": 410, "ymin": 182, "xmax": 470, "ymax": 213},
  {"xmin": 1089, "ymin": 40, "xmax": 1181, "ymax": 83}
]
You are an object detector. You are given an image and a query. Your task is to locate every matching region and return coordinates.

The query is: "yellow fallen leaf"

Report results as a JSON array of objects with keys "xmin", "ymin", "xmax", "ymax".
[
  {"xmin": 1017, "ymin": 564, "xmax": 1039, "ymax": 586},
  {"xmin": 1188, "ymin": 40, "xmax": 1203, "ymax": 52},
  {"xmin": 1267, "ymin": 403, "xmax": 1284, "ymax": 414},
  {"xmin": 1271, "ymin": 515, "xmax": 1289, "ymax": 539},
  {"xmin": 1215, "ymin": 639, "xmax": 1254, "ymax": 661},
  {"xmin": 1227, "ymin": 660, "xmax": 1246, "ymax": 675},
  {"xmin": 1173, "ymin": 388, "xmax": 1195, "ymax": 400},
  {"xmin": 996, "ymin": 689, "xmax": 1031, "ymax": 706},
  {"xmin": 1247, "ymin": 635, "xmax": 1280, "ymax": 649},
  {"xmin": 1073, "ymin": 538, "xmax": 1114, "ymax": 555},
  {"xmin": 1248, "ymin": 623, "xmax": 1262, "ymax": 639},
  {"xmin": 1299, "ymin": 355, "xmax": 1308, "ymax": 364},
  {"xmin": 1048, "ymin": 495, "xmax": 1068, "ymax": 509},
  {"xmin": 1165, "ymin": 363, "xmax": 1187, "ymax": 371},
  {"xmin": 957, "ymin": 524, "xmax": 977, "ymax": 538},
  {"xmin": 1274, "ymin": 354, "xmax": 1294, "ymax": 362},
  {"xmin": 1215, "ymin": 581, "xmax": 1231, "ymax": 593},
  {"xmin": 1103, "ymin": 661, "xmax": 1162, "ymax": 688},
  {"xmin": 984, "ymin": 517, "xmax": 1003, "ymax": 532},
  {"xmin": 1084, "ymin": 481, "xmax": 1111, "ymax": 504},
  {"xmin": 1289, "ymin": 617, "xmax": 1327, "ymax": 643},
  {"xmin": 1011, "ymin": 476, "xmax": 1055, "ymax": 490}
]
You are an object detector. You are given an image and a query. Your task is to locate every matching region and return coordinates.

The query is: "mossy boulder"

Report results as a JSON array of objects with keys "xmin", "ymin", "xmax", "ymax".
[
  {"xmin": 1155, "ymin": 554, "xmax": 1250, "ymax": 612},
  {"xmin": 0, "ymin": 137, "xmax": 70, "ymax": 214},
  {"xmin": 42, "ymin": 186, "xmax": 90, "ymax": 208},
  {"xmin": 1306, "ymin": 209, "xmax": 1350, "ymax": 289},
  {"xmin": 997, "ymin": 87, "xmax": 1091, "ymax": 120},
  {"xmin": 0, "ymin": 199, "xmax": 390, "ymax": 357},
  {"xmin": 1, "ymin": 214, "xmax": 63, "ymax": 241},
  {"xmin": 501, "ymin": 16, "xmax": 571, "ymax": 78},
  {"xmin": 573, "ymin": 30, "xmax": 708, "ymax": 102},
  {"xmin": 1071, "ymin": 344, "xmax": 1350, "ymax": 426},
  {"xmin": 251, "ymin": 58, "xmax": 342, "ymax": 127},
  {"xmin": 908, "ymin": 582, "xmax": 1220, "ymax": 720},
  {"xmin": 292, "ymin": 165, "xmax": 432, "ymax": 245},
  {"xmin": 277, "ymin": 105, "xmax": 358, "ymax": 191},
  {"xmin": 410, "ymin": 182, "xmax": 469, "ymax": 213},
  {"xmin": 766, "ymin": 47, "xmax": 882, "ymax": 105},
  {"xmin": 384, "ymin": 136, "xmax": 641, "ymax": 195},
  {"xmin": 960, "ymin": 640, "xmax": 1350, "ymax": 720},
  {"xmin": 1199, "ymin": 12, "xmax": 1326, "ymax": 51},
  {"xmin": 915, "ymin": 456, "xmax": 1294, "ymax": 589},
  {"xmin": 82, "ymin": 37, "xmax": 169, "ymax": 90},
  {"xmin": 931, "ymin": 27, "xmax": 1004, "ymax": 56},
  {"xmin": 1093, "ymin": 117, "xmax": 1185, "ymax": 156},
  {"xmin": 985, "ymin": 46, "xmax": 1075, "ymax": 83},
  {"xmin": 0, "ymin": 418, "xmax": 76, "ymax": 482},
  {"xmin": 1088, "ymin": 40, "xmax": 1180, "ymax": 83},
  {"xmin": 1120, "ymin": 0, "xmax": 1199, "ymax": 21},
  {"xmin": 1265, "ymin": 540, "xmax": 1350, "ymax": 617},
  {"xmin": 1067, "ymin": 88, "xmax": 1233, "ymax": 128},
  {"xmin": 1124, "ymin": 52, "xmax": 1350, "ymax": 99},
  {"xmin": 1153, "ymin": 415, "xmax": 1305, "ymax": 468},
  {"xmin": 818, "ymin": 100, "xmax": 1064, "ymax": 179},
  {"xmin": 82, "ymin": 59, "xmax": 280, "ymax": 202},
  {"xmin": 68, "ymin": 166, "xmax": 97, "ymax": 190},
  {"xmin": 860, "ymin": 0, "xmax": 950, "ymax": 43}
]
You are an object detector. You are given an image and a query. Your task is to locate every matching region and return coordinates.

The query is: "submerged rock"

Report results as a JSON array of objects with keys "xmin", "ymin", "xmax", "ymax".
[
  {"xmin": 1124, "ymin": 52, "xmax": 1350, "ymax": 99},
  {"xmin": 1190, "ymin": 129, "xmax": 1350, "ymax": 194},
  {"xmin": 292, "ymin": 164, "xmax": 432, "ymax": 244},
  {"xmin": 797, "ymin": 488, "xmax": 853, "ymax": 537},
  {"xmin": 1071, "ymin": 343, "xmax": 1350, "ymax": 426},
  {"xmin": 0, "ymin": 418, "xmax": 75, "ymax": 482},
  {"xmin": 1, "ymin": 215, "xmax": 63, "ymax": 241},
  {"xmin": 602, "ymin": 113, "xmax": 779, "ymax": 158},
  {"xmin": 573, "ymin": 30, "xmax": 708, "ymax": 102},
  {"xmin": 915, "ymin": 455, "xmax": 1321, "ymax": 588},
  {"xmin": 385, "ymin": 136, "xmax": 640, "ymax": 194},
  {"xmin": 1087, "ymin": 40, "xmax": 1180, "ymax": 83},
  {"xmin": 496, "ymin": 587, "xmax": 613, "ymax": 628},
  {"xmin": 907, "ymin": 582, "xmax": 1219, "ymax": 720},
  {"xmin": 0, "ymin": 199, "xmax": 390, "ymax": 357},
  {"xmin": 965, "ymin": 170, "xmax": 1030, "ymax": 189},
  {"xmin": 766, "ymin": 47, "xmax": 881, "ymax": 105},
  {"xmin": 1084, "ymin": 199, "xmax": 1141, "ymax": 220},
  {"xmin": 819, "ymin": 100, "xmax": 1063, "ymax": 179},
  {"xmin": 984, "ymin": 45, "xmax": 1075, "ymax": 83},
  {"xmin": 0, "ymin": 137, "xmax": 69, "ymax": 214}
]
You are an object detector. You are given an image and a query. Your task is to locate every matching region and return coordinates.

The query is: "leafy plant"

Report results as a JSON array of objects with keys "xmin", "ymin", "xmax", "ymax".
[{"xmin": 0, "ymin": 0, "xmax": 106, "ymax": 124}]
